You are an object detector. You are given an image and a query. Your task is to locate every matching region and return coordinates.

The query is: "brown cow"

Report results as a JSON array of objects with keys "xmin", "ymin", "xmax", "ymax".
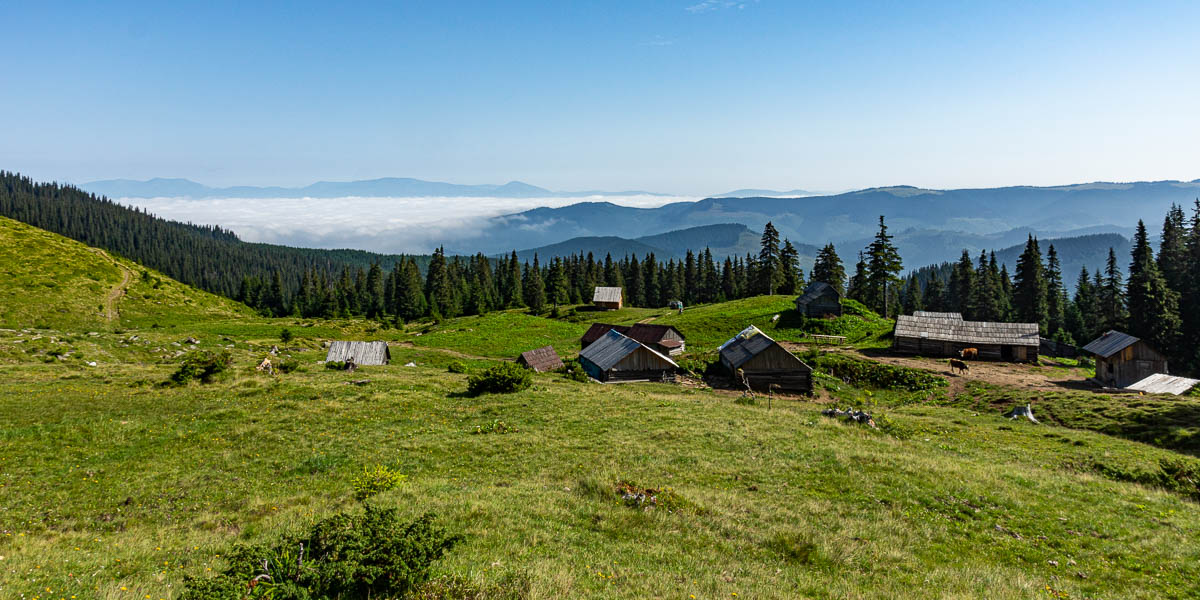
[
  {"xmin": 959, "ymin": 348, "xmax": 978, "ymax": 360},
  {"xmin": 949, "ymin": 358, "xmax": 969, "ymax": 375}
]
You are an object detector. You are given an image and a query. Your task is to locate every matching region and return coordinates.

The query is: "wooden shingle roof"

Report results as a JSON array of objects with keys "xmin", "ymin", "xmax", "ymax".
[
  {"xmin": 593, "ymin": 287, "xmax": 623, "ymax": 303},
  {"xmin": 894, "ymin": 314, "xmax": 1039, "ymax": 346},
  {"xmin": 795, "ymin": 281, "xmax": 840, "ymax": 306},
  {"xmin": 1082, "ymin": 330, "xmax": 1140, "ymax": 358},
  {"xmin": 581, "ymin": 323, "xmax": 683, "ymax": 345},
  {"xmin": 325, "ymin": 341, "xmax": 391, "ymax": 365},
  {"xmin": 517, "ymin": 345, "xmax": 564, "ymax": 372}
]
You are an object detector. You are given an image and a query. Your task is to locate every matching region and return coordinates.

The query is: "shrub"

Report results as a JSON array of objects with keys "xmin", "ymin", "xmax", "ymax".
[
  {"xmin": 814, "ymin": 354, "xmax": 945, "ymax": 392},
  {"xmin": 466, "ymin": 362, "xmax": 532, "ymax": 396},
  {"xmin": 352, "ymin": 464, "xmax": 407, "ymax": 501},
  {"xmin": 276, "ymin": 358, "xmax": 301, "ymax": 374},
  {"xmin": 179, "ymin": 505, "xmax": 461, "ymax": 600},
  {"xmin": 169, "ymin": 350, "xmax": 232, "ymax": 385},
  {"xmin": 447, "ymin": 360, "xmax": 468, "ymax": 374},
  {"xmin": 325, "ymin": 360, "xmax": 346, "ymax": 371},
  {"xmin": 280, "ymin": 328, "xmax": 294, "ymax": 343},
  {"xmin": 560, "ymin": 358, "xmax": 589, "ymax": 382}
]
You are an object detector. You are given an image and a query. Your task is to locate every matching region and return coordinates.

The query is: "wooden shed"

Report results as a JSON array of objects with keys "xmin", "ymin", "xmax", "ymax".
[
  {"xmin": 893, "ymin": 313, "xmax": 1039, "ymax": 362},
  {"xmin": 719, "ymin": 325, "xmax": 812, "ymax": 394},
  {"xmin": 1082, "ymin": 330, "xmax": 1169, "ymax": 388},
  {"xmin": 325, "ymin": 341, "xmax": 391, "ymax": 366},
  {"xmin": 516, "ymin": 345, "xmax": 564, "ymax": 373},
  {"xmin": 578, "ymin": 329, "xmax": 678, "ymax": 383},
  {"xmin": 593, "ymin": 286, "xmax": 623, "ymax": 310},
  {"xmin": 794, "ymin": 281, "xmax": 842, "ymax": 317},
  {"xmin": 580, "ymin": 323, "xmax": 686, "ymax": 356}
]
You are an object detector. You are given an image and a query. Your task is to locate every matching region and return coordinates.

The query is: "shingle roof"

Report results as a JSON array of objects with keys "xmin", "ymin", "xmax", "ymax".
[
  {"xmin": 325, "ymin": 341, "xmax": 390, "ymax": 365},
  {"xmin": 579, "ymin": 329, "xmax": 678, "ymax": 371},
  {"xmin": 593, "ymin": 287, "xmax": 623, "ymax": 303},
  {"xmin": 893, "ymin": 315, "xmax": 1039, "ymax": 346},
  {"xmin": 913, "ymin": 311, "xmax": 963, "ymax": 319},
  {"xmin": 581, "ymin": 323, "xmax": 683, "ymax": 345},
  {"xmin": 719, "ymin": 326, "xmax": 778, "ymax": 369},
  {"xmin": 581, "ymin": 323, "xmax": 623, "ymax": 344},
  {"xmin": 1082, "ymin": 330, "xmax": 1140, "ymax": 358},
  {"xmin": 1125, "ymin": 373, "xmax": 1200, "ymax": 395},
  {"xmin": 795, "ymin": 281, "xmax": 840, "ymax": 306},
  {"xmin": 517, "ymin": 345, "xmax": 564, "ymax": 372}
]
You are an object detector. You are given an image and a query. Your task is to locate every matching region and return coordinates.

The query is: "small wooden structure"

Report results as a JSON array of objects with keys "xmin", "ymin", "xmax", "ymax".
[
  {"xmin": 893, "ymin": 313, "xmax": 1039, "ymax": 362},
  {"xmin": 809, "ymin": 334, "xmax": 846, "ymax": 346},
  {"xmin": 1083, "ymin": 330, "xmax": 1168, "ymax": 388},
  {"xmin": 1040, "ymin": 337, "xmax": 1079, "ymax": 359},
  {"xmin": 580, "ymin": 323, "xmax": 686, "ymax": 356},
  {"xmin": 592, "ymin": 286, "xmax": 623, "ymax": 310},
  {"xmin": 1125, "ymin": 373, "xmax": 1199, "ymax": 396},
  {"xmin": 325, "ymin": 341, "xmax": 391, "ymax": 366},
  {"xmin": 719, "ymin": 325, "xmax": 813, "ymax": 394},
  {"xmin": 516, "ymin": 345, "xmax": 564, "ymax": 373},
  {"xmin": 579, "ymin": 329, "xmax": 678, "ymax": 383},
  {"xmin": 795, "ymin": 281, "xmax": 842, "ymax": 317}
]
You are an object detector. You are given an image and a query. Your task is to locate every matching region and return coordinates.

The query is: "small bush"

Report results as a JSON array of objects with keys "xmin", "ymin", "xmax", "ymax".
[
  {"xmin": 276, "ymin": 358, "xmax": 301, "ymax": 374},
  {"xmin": 560, "ymin": 358, "xmax": 589, "ymax": 382},
  {"xmin": 815, "ymin": 354, "xmax": 945, "ymax": 392},
  {"xmin": 447, "ymin": 360, "xmax": 468, "ymax": 374},
  {"xmin": 467, "ymin": 362, "xmax": 532, "ymax": 396},
  {"xmin": 352, "ymin": 464, "xmax": 407, "ymax": 501},
  {"xmin": 325, "ymin": 360, "xmax": 346, "ymax": 371},
  {"xmin": 280, "ymin": 328, "xmax": 294, "ymax": 343},
  {"xmin": 179, "ymin": 505, "xmax": 461, "ymax": 600},
  {"xmin": 169, "ymin": 350, "xmax": 232, "ymax": 385}
]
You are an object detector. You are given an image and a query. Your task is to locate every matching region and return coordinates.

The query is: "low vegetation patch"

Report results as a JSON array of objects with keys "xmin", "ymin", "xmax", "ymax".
[
  {"xmin": 814, "ymin": 353, "xmax": 945, "ymax": 392},
  {"xmin": 351, "ymin": 464, "xmax": 408, "ymax": 500},
  {"xmin": 472, "ymin": 419, "xmax": 518, "ymax": 435},
  {"xmin": 180, "ymin": 505, "xmax": 461, "ymax": 600},
  {"xmin": 169, "ymin": 349, "xmax": 232, "ymax": 385},
  {"xmin": 560, "ymin": 358, "xmax": 589, "ymax": 382},
  {"xmin": 467, "ymin": 362, "xmax": 532, "ymax": 396},
  {"xmin": 447, "ymin": 360, "xmax": 468, "ymax": 374}
]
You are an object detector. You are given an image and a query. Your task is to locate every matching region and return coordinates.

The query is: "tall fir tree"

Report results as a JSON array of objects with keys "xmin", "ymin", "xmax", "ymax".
[
  {"xmin": 1126, "ymin": 220, "xmax": 1182, "ymax": 358},
  {"xmin": 522, "ymin": 256, "xmax": 547, "ymax": 313},
  {"xmin": 1045, "ymin": 244, "xmax": 1066, "ymax": 337},
  {"xmin": 811, "ymin": 243, "xmax": 847, "ymax": 292},
  {"xmin": 779, "ymin": 239, "xmax": 802, "ymax": 295},
  {"xmin": 846, "ymin": 252, "xmax": 868, "ymax": 304},
  {"xmin": 863, "ymin": 216, "xmax": 903, "ymax": 316},
  {"xmin": 948, "ymin": 250, "xmax": 975, "ymax": 317},
  {"xmin": 757, "ymin": 222, "xmax": 783, "ymax": 295},
  {"xmin": 1012, "ymin": 235, "xmax": 1048, "ymax": 333},
  {"xmin": 1097, "ymin": 248, "xmax": 1127, "ymax": 335}
]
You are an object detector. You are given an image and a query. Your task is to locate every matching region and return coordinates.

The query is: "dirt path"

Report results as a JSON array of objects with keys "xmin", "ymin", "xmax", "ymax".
[
  {"xmin": 844, "ymin": 349, "xmax": 1091, "ymax": 397},
  {"xmin": 89, "ymin": 249, "xmax": 133, "ymax": 321}
]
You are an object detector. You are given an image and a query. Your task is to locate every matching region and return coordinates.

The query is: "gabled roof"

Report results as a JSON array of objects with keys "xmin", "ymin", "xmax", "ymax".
[
  {"xmin": 795, "ymin": 281, "xmax": 840, "ymax": 306},
  {"xmin": 913, "ymin": 311, "xmax": 963, "ymax": 319},
  {"xmin": 325, "ymin": 341, "xmax": 391, "ymax": 365},
  {"xmin": 581, "ymin": 322, "xmax": 684, "ymax": 345},
  {"xmin": 1082, "ymin": 330, "xmax": 1140, "ymax": 358},
  {"xmin": 1126, "ymin": 373, "xmax": 1200, "ymax": 395},
  {"xmin": 582, "ymin": 323, "xmax": 623, "ymax": 345},
  {"xmin": 517, "ymin": 345, "xmax": 564, "ymax": 372},
  {"xmin": 593, "ymin": 286, "xmax": 623, "ymax": 303},
  {"xmin": 719, "ymin": 326, "xmax": 778, "ymax": 369},
  {"xmin": 580, "ymin": 329, "xmax": 678, "ymax": 371},
  {"xmin": 894, "ymin": 315, "xmax": 1039, "ymax": 346}
]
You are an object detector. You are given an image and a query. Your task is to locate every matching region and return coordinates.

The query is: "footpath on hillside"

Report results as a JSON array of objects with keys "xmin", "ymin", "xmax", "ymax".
[{"xmin": 88, "ymin": 248, "xmax": 133, "ymax": 321}]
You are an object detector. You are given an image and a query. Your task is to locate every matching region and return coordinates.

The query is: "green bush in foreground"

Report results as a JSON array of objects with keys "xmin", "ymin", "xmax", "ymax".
[
  {"xmin": 466, "ymin": 362, "xmax": 532, "ymax": 396},
  {"xmin": 560, "ymin": 358, "xmax": 589, "ymax": 382},
  {"xmin": 179, "ymin": 505, "xmax": 461, "ymax": 600},
  {"xmin": 169, "ymin": 350, "xmax": 232, "ymax": 385},
  {"xmin": 815, "ymin": 354, "xmax": 945, "ymax": 392},
  {"xmin": 447, "ymin": 360, "xmax": 468, "ymax": 374},
  {"xmin": 352, "ymin": 464, "xmax": 407, "ymax": 501}
]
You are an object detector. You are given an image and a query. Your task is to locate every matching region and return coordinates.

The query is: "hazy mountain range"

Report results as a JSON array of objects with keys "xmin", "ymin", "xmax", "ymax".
[{"xmin": 80, "ymin": 177, "xmax": 668, "ymax": 199}]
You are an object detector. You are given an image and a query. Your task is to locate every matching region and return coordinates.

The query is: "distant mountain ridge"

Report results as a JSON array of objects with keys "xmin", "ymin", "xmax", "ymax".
[{"xmin": 80, "ymin": 177, "xmax": 669, "ymax": 199}]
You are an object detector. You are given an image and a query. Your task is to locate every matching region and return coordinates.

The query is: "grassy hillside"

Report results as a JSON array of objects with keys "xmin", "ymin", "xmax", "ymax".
[{"xmin": 0, "ymin": 216, "xmax": 251, "ymax": 331}]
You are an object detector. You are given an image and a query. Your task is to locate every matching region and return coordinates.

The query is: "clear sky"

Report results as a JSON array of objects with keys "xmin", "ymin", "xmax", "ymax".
[{"xmin": 3, "ymin": 1, "xmax": 1198, "ymax": 195}]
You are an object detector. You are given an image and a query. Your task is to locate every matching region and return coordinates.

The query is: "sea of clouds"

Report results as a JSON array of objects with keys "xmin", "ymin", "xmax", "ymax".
[{"xmin": 115, "ymin": 195, "xmax": 696, "ymax": 254}]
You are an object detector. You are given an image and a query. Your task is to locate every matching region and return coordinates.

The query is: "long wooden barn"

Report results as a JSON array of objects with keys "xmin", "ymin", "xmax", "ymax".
[
  {"xmin": 719, "ymin": 326, "xmax": 813, "ymax": 394},
  {"xmin": 325, "ymin": 341, "xmax": 391, "ymax": 365},
  {"xmin": 1082, "ymin": 330, "xmax": 1168, "ymax": 388},
  {"xmin": 893, "ymin": 313, "xmax": 1039, "ymax": 362},
  {"xmin": 578, "ymin": 329, "xmax": 678, "ymax": 383}
]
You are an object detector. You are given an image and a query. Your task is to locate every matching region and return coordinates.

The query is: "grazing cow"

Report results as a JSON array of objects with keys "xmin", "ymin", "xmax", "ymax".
[
  {"xmin": 960, "ymin": 348, "xmax": 978, "ymax": 360},
  {"xmin": 949, "ymin": 358, "xmax": 969, "ymax": 375}
]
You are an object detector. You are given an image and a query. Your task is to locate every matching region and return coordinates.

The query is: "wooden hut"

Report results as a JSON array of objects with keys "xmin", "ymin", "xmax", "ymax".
[
  {"xmin": 516, "ymin": 345, "xmax": 564, "ymax": 373},
  {"xmin": 578, "ymin": 329, "xmax": 678, "ymax": 383},
  {"xmin": 593, "ymin": 286, "xmax": 623, "ymax": 310},
  {"xmin": 794, "ymin": 281, "xmax": 842, "ymax": 317},
  {"xmin": 719, "ymin": 326, "xmax": 812, "ymax": 394},
  {"xmin": 580, "ymin": 323, "xmax": 686, "ymax": 356},
  {"xmin": 893, "ymin": 313, "xmax": 1039, "ymax": 361},
  {"xmin": 325, "ymin": 341, "xmax": 391, "ymax": 365},
  {"xmin": 1082, "ymin": 330, "xmax": 1168, "ymax": 388}
]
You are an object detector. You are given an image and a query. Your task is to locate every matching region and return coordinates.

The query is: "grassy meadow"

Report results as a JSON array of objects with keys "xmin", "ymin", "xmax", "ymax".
[{"xmin": 1, "ymin": 223, "xmax": 1200, "ymax": 599}]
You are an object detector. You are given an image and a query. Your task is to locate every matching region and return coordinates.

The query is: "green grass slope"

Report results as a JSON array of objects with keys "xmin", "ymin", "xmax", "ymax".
[{"xmin": 0, "ymin": 216, "xmax": 251, "ymax": 331}]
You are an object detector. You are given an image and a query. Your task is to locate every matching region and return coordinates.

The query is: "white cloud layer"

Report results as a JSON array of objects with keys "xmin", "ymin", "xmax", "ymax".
[{"xmin": 115, "ymin": 195, "xmax": 697, "ymax": 254}]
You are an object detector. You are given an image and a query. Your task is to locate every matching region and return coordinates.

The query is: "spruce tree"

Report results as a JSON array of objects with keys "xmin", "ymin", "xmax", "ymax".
[
  {"xmin": 779, "ymin": 240, "xmax": 801, "ymax": 295},
  {"xmin": 969, "ymin": 250, "xmax": 1002, "ymax": 321},
  {"xmin": 1012, "ymin": 235, "xmax": 1048, "ymax": 332},
  {"xmin": 864, "ymin": 216, "xmax": 903, "ymax": 316},
  {"xmin": 924, "ymin": 274, "xmax": 946, "ymax": 312},
  {"xmin": 1127, "ymin": 220, "xmax": 1182, "ymax": 357},
  {"xmin": 1045, "ymin": 245, "xmax": 1066, "ymax": 336},
  {"xmin": 846, "ymin": 252, "xmax": 868, "ymax": 304},
  {"xmin": 626, "ymin": 255, "xmax": 644, "ymax": 307},
  {"xmin": 811, "ymin": 243, "xmax": 847, "ymax": 292},
  {"xmin": 522, "ymin": 256, "xmax": 546, "ymax": 313},
  {"xmin": 1098, "ymin": 248, "xmax": 1127, "ymax": 334},
  {"xmin": 1158, "ymin": 203, "xmax": 1188, "ymax": 293},
  {"xmin": 757, "ymin": 222, "xmax": 782, "ymax": 295},
  {"xmin": 701, "ymin": 248, "xmax": 720, "ymax": 303},
  {"xmin": 948, "ymin": 250, "xmax": 974, "ymax": 316}
]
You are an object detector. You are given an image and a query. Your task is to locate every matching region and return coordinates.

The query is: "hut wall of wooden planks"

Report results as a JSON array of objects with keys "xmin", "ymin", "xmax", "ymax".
[
  {"xmin": 794, "ymin": 281, "xmax": 842, "ymax": 317},
  {"xmin": 893, "ymin": 313, "xmax": 1039, "ymax": 362},
  {"xmin": 1083, "ymin": 331, "xmax": 1168, "ymax": 388},
  {"xmin": 579, "ymin": 330, "xmax": 678, "ymax": 382},
  {"xmin": 719, "ymin": 326, "xmax": 813, "ymax": 393},
  {"xmin": 325, "ymin": 341, "xmax": 391, "ymax": 365},
  {"xmin": 592, "ymin": 286, "xmax": 623, "ymax": 310}
]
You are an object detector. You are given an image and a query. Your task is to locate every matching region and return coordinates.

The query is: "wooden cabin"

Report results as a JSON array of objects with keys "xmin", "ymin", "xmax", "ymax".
[
  {"xmin": 516, "ymin": 345, "xmax": 564, "ymax": 373},
  {"xmin": 578, "ymin": 329, "xmax": 678, "ymax": 383},
  {"xmin": 325, "ymin": 341, "xmax": 391, "ymax": 365},
  {"xmin": 580, "ymin": 323, "xmax": 686, "ymax": 356},
  {"xmin": 592, "ymin": 286, "xmax": 623, "ymax": 310},
  {"xmin": 794, "ymin": 281, "xmax": 842, "ymax": 317},
  {"xmin": 719, "ymin": 326, "xmax": 812, "ymax": 394},
  {"xmin": 1083, "ymin": 330, "xmax": 1168, "ymax": 388},
  {"xmin": 893, "ymin": 313, "xmax": 1039, "ymax": 362}
]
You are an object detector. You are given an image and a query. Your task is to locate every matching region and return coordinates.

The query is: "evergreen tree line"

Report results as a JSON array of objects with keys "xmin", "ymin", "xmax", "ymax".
[{"xmin": 899, "ymin": 202, "xmax": 1200, "ymax": 374}]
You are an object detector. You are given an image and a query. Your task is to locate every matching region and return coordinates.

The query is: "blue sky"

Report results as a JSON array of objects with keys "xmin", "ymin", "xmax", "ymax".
[{"xmin": 2, "ymin": 1, "xmax": 1198, "ymax": 195}]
